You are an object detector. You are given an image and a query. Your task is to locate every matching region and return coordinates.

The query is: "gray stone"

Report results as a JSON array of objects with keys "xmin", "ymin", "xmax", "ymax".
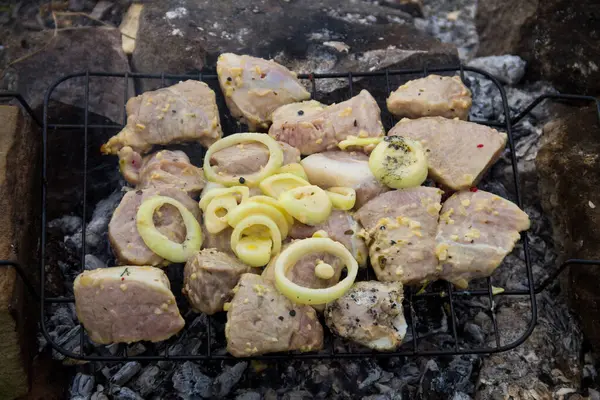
[
  {"xmin": 132, "ymin": 0, "xmax": 458, "ymax": 94},
  {"xmin": 110, "ymin": 362, "xmax": 142, "ymax": 386},
  {"xmin": 536, "ymin": 105, "xmax": 600, "ymax": 350},
  {"xmin": 1, "ymin": 28, "xmax": 133, "ymax": 123},
  {"xmin": 476, "ymin": 0, "xmax": 600, "ymax": 95},
  {"xmin": 213, "ymin": 361, "xmax": 248, "ymax": 397},
  {"xmin": 467, "ymin": 55, "xmax": 526, "ymax": 85},
  {"xmin": 172, "ymin": 361, "xmax": 212, "ymax": 399}
]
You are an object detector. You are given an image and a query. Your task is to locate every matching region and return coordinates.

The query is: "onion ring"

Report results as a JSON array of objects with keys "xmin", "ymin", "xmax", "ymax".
[
  {"xmin": 230, "ymin": 215, "xmax": 282, "ymax": 266},
  {"xmin": 136, "ymin": 196, "xmax": 202, "ymax": 263},
  {"xmin": 204, "ymin": 133, "xmax": 284, "ymax": 186},
  {"xmin": 274, "ymin": 238, "xmax": 358, "ymax": 305}
]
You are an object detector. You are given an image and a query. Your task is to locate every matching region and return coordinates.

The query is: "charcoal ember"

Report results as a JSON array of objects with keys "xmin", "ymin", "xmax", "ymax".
[
  {"xmin": 282, "ymin": 390, "xmax": 314, "ymax": 400},
  {"xmin": 359, "ymin": 366, "xmax": 383, "ymax": 390},
  {"xmin": 102, "ymin": 364, "xmax": 125, "ymax": 380},
  {"xmin": 53, "ymin": 325, "xmax": 84, "ymax": 361},
  {"xmin": 65, "ymin": 190, "xmax": 124, "ymax": 256},
  {"xmin": 213, "ymin": 362, "xmax": 248, "ymax": 397},
  {"xmin": 464, "ymin": 322, "xmax": 485, "ymax": 344},
  {"xmin": 132, "ymin": 366, "xmax": 168, "ymax": 398},
  {"xmin": 110, "ymin": 362, "xmax": 142, "ymax": 386},
  {"xmin": 84, "ymin": 254, "xmax": 107, "ymax": 270},
  {"xmin": 48, "ymin": 215, "xmax": 83, "ymax": 235},
  {"xmin": 91, "ymin": 390, "xmax": 109, "ymax": 400},
  {"xmin": 172, "ymin": 361, "xmax": 213, "ymax": 399},
  {"xmin": 127, "ymin": 342, "xmax": 147, "ymax": 357},
  {"xmin": 467, "ymin": 55, "xmax": 526, "ymax": 85},
  {"xmin": 109, "ymin": 386, "xmax": 145, "ymax": 400},
  {"xmin": 235, "ymin": 391, "xmax": 262, "ymax": 400},
  {"xmin": 451, "ymin": 392, "xmax": 472, "ymax": 400},
  {"xmin": 306, "ymin": 363, "xmax": 333, "ymax": 397},
  {"xmin": 70, "ymin": 373, "xmax": 95, "ymax": 400}
]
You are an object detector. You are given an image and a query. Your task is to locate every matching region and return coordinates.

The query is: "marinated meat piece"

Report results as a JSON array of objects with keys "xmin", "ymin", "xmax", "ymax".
[
  {"xmin": 118, "ymin": 147, "xmax": 205, "ymax": 196},
  {"xmin": 388, "ymin": 117, "xmax": 507, "ymax": 190},
  {"xmin": 300, "ymin": 151, "xmax": 389, "ymax": 208},
  {"xmin": 387, "ymin": 75, "xmax": 472, "ymax": 120},
  {"xmin": 102, "ymin": 80, "xmax": 222, "ymax": 155},
  {"xmin": 325, "ymin": 281, "xmax": 406, "ymax": 350},
  {"xmin": 263, "ymin": 243, "xmax": 344, "ymax": 311},
  {"xmin": 217, "ymin": 53, "xmax": 310, "ymax": 130},
  {"xmin": 226, "ymin": 274, "xmax": 324, "ymax": 357},
  {"xmin": 201, "ymin": 223, "xmax": 234, "ymax": 256},
  {"xmin": 435, "ymin": 190, "xmax": 530, "ymax": 288},
  {"xmin": 269, "ymin": 90, "xmax": 385, "ymax": 155},
  {"xmin": 210, "ymin": 141, "xmax": 300, "ymax": 176},
  {"xmin": 74, "ymin": 266, "xmax": 184, "ymax": 344},
  {"xmin": 183, "ymin": 249, "xmax": 251, "ymax": 314},
  {"xmin": 355, "ymin": 188, "xmax": 443, "ymax": 284},
  {"xmin": 289, "ymin": 210, "xmax": 368, "ymax": 267},
  {"xmin": 108, "ymin": 187, "xmax": 201, "ymax": 266}
]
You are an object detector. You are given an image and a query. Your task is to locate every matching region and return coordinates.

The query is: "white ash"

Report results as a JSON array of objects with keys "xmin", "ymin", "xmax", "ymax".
[{"xmin": 467, "ymin": 55, "xmax": 527, "ymax": 85}]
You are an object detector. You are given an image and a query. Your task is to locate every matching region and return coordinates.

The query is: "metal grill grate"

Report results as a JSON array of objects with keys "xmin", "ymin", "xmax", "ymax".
[{"xmin": 39, "ymin": 66, "xmax": 600, "ymax": 362}]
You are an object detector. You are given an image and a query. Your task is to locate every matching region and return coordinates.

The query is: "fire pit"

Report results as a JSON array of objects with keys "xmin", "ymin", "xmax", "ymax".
[{"xmin": 38, "ymin": 65, "xmax": 600, "ymax": 368}]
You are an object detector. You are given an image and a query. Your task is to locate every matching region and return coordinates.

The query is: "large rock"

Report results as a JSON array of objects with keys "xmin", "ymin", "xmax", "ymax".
[
  {"xmin": 476, "ymin": 0, "xmax": 600, "ymax": 95},
  {"xmin": 1, "ymin": 28, "xmax": 132, "ymax": 123},
  {"xmin": 536, "ymin": 105, "xmax": 600, "ymax": 350},
  {"xmin": 132, "ymin": 0, "xmax": 458, "ymax": 94},
  {"xmin": 0, "ymin": 105, "xmax": 40, "ymax": 399}
]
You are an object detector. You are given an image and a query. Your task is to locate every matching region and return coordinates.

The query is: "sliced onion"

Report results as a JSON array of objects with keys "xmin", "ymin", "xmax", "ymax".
[
  {"xmin": 235, "ymin": 236, "xmax": 273, "ymax": 267},
  {"xmin": 231, "ymin": 215, "xmax": 282, "ymax": 266},
  {"xmin": 326, "ymin": 187, "xmax": 356, "ymax": 210},
  {"xmin": 246, "ymin": 195, "xmax": 294, "ymax": 226},
  {"xmin": 337, "ymin": 137, "xmax": 382, "ymax": 150},
  {"xmin": 276, "ymin": 163, "xmax": 309, "ymax": 181},
  {"xmin": 205, "ymin": 194, "xmax": 239, "ymax": 234},
  {"xmin": 279, "ymin": 185, "xmax": 332, "ymax": 226},
  {"xmin": 136, "ymin": 196, "xmax": 202, "ymax": 263},
  {"xmin": 274, "ymin": 238, "xmax": 358, "ymax": 305},
  {"xmin": 226, "ymin": 201, "xmax": 290, "ymax": 238},
  {"xmin": 204, "ymin": 133, "xmax": 284, "ymax": 186},
  {"xmin": 199, "ymin": 186, "xmax": 249, "ymax": 211},
  {"xmin": 259, "ymin": 173, "xmax": 310, "ymax": 198}
]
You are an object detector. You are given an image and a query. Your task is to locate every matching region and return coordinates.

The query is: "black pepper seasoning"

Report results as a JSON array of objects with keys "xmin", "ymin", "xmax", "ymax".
[
  {"xmin": 278, "ymin": 316, "xmax": 284, "ymax": 321},
  {"xmin": 227, "ymin": 77, "xmax": 232, "ymax": 82},
  {"xmin": 239, "ymin": 177, "xmax": 246, "ymax": 184},
  {"xmin": 297, "ymin": 110, "xmax": 304, "ymax": 116},
  {"xmin": 289, "ymin": 310, "xmax": 296, "ymax": 317}
]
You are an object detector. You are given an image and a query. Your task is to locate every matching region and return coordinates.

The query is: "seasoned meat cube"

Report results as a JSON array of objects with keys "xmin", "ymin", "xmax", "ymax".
[
  {"xmin": 226, "ymin": 274, "xmax": 323, "ymax": 357},
  {"xmin": 300, "ymin": 151, "xmax": 389, "ymax": 208},
  {"xmin": 183, "ymin": 249, "xmax": 251, "ymax": 315},
  {"xmin": 325, "ymin": 281, "xmax": 406, "ymax": 351},
  {"xmin": 263, "ymin": 243, "xmax": 344, "ymax": 311},
  {"xmin": 217, "ymin": 53, "xmax": 310, "ymax": 130},
  {"xmin": 436, "ymin": 190, "xmax": 530, "ymax": 288},
  {"xmin": 269, "ymin": 90, "xmax": 385, "ymax": 155},
  {"xmin": 388, "ymin": 117, "xmax": 507, "ymax": 190},
  {"xmin": 108, "ymin": 187, "xmax": 200, "ymax": 266},
  {"xmin": 289, "ymin": 210, "xmax": 368, "ymax": 267},
  {"xmin": 387, "ymin": 75, "xmax": 472, "ymax": 120},
  {"xmin": 355, "ymin": 188, "xmax": 443, "ymax": 284},
  {"xmin": 102, "ymin": 80, "xmax": 222, "ymax": 155},
  {"xmin": 118, "ymin": 147, "xmax": 205, "ymax": 196},
  {"xmin": 201, "ymin": 223, "xmax": 234, "ymax": 256},
  {"xmin": 210, "ymin": 141, "xmax": 300, "ymax": 177},
  {"xmin": 74, "ymin": 266, "xmax": 184, "ymax": 344}
]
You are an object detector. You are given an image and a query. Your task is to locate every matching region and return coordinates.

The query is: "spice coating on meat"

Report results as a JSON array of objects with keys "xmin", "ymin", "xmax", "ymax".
[
  {"xmin": 210, "ymin": 141, "xmax": 300, "ymax": 177},
  {"xmin": 355, "ymin": 188, "xmax": 443, "ymax": 284},
  {"xmin": 217, "ymin": 53, "xmax": 310, "ymax": 130},
  {"xmin": 226, "ymin": 273, "xmax": 323, "ymax": 357},
  {"xmin": 118, "ymin": 147, "xmax": 205, "ymax": 196},
  {"xmin": 101, "ymin": 80, "xmax": 222, "ymax": 155},
  {"xmin": 435, "ymin": 190, "xmax": 530, "ymax": 288},
  {"xmin": 300, "ymin": 151, "xmax": 389, "ymax": 208},
  {"xmin": 269, "ymin": 90, "xmax": 385, "ymax": 155},
  {"xmin": 183, "ymin": 249, "xmax": 251, "ymax": 315},
  {"xmin": 108, "ymin": 187, "xmax": 200, "ymax": 266},
  {"xmin": 388, "ymin": 117, "xmax": 507, "ymax": 190},
  {"xmin": 74, "ymin": 266, "xmax": 185, "ymax": 344},
  {"xmin": 325, "ymin": 281, "xmax": 406, "ymax": 350},
  {"xmin": 289, "ymin": 210, "xmax": 368, "ymax": 267},
  {"xmin": 387, "ymin": 75, "xmax": 472, "ymax": 120}
]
